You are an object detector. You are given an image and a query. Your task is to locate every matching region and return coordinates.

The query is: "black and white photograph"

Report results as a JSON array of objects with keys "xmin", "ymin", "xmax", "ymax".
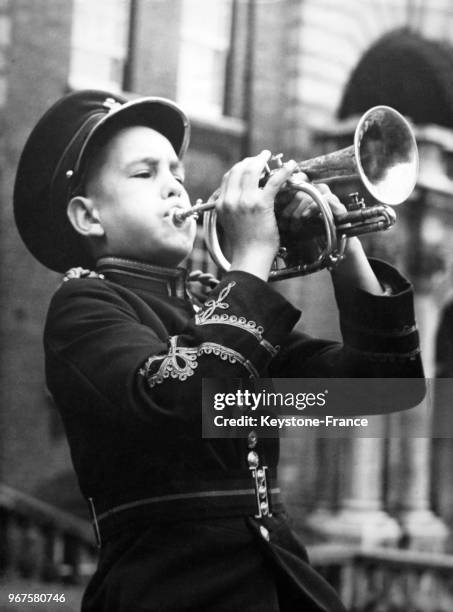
[{"xmin": 1, "ymin": 1, "xmax": 453, "ymax": 610}]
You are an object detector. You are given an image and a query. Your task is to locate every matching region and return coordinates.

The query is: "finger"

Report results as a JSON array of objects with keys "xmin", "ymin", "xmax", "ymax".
[
  {"xmin": 279, "ymin": 194, "xmax": 323, "ymax": 235},
  {"xmin": 216, "ymin": 170, "xmax": 232, "ymax": 213},
  {"xmin": 278, "ymin": 198, "xmax": 300, "ymax": 231},
  {"xmin": 314, "ymin": 182, "xmax": 342, "ymax": 205},
  {"xmin": 220, "ymin": 158, "xmax": 253, "ymax": 210},
  {"xmin": 327, "ymin": 194, "xmax": 347, "ymax": 218},
  {"xmin": 263, "ymin": 159, "xmax": 298, "ymax": 201},
  {"xmin": 280, "ymin": 192, "xmax": 305, "ymax": 220},
  {"xmin": 285, "ymin": 189, "xmax": 320, "ymax": 217},
  {"xmin": 278, "ymin": 193, "xmax": 312, "ymax": 232},
  {"xmin": 239, "ymin": 150, "xmax": 271, "ymax": 194},
  {"xmin": 314, "ymin": 182, "xmax": 331, "ymax": 194},
  {"xmin": 300, "ymin": 201, "xmax": 320, "ymax": 218},
  {"xmin": 289, "ymin": 170, "xmax": 309, "ymax": 185},
  {"xmin": 286, "ymin": 201, "xmax": 320, "ymax": 234},
  {"xmin": 314, "ymin": 183, "xmax": 348, "ymax": 217}
]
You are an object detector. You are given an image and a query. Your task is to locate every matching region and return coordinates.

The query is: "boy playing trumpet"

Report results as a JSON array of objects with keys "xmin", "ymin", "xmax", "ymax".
[{"xmin": 14, "ymin": 89, "xmax": 423, "ymax": 611}]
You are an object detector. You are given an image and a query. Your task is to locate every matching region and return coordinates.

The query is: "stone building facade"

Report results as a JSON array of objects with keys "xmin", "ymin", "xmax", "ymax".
[{"xmin": 2, "ymin": 0, "xmax": 453, "ymax": 551}]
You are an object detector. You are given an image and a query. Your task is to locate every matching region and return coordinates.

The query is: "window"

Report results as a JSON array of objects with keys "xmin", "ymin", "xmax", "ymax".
[
  {"xmin": 69, "ymin": 0, "xmax": 131, "ymax": 92},
  {"xmin": 177, "ymin": 0, "xmax": 233, "ymax": 118}
]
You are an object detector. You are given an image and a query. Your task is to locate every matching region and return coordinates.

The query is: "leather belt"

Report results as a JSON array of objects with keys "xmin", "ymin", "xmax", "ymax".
[{"xmin": 88, "ymin": 485, "xmax": 283, "ymax": 548}]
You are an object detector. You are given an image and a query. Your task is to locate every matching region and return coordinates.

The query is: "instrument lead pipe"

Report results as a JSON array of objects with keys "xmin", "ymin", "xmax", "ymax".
[{"xmin": 173, "ymin": 200, "xmax": 216, "ymax": 224}]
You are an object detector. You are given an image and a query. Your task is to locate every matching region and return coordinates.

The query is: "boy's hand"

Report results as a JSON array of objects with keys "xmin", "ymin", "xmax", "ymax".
[
  {"xmin": 277, "ymin": 175, "xmax": 348, "ymax": 233},
  {"xmin": 275, "ymin": 176, "xmax": 384, "ymax": 294},
  {"xmin": 216, "ymin": 151, "xmax": 297, "ymax": 280}
]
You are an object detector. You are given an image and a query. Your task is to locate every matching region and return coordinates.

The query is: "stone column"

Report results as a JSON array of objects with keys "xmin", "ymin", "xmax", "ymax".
[
  {"xmin": 390, "ymin": 403, "xmax": 448, "ymax": 552},
  {"xmin": 307, "ymin": 435, "xmax": 401, "ymax": 547},
  {"xmin": 393, "ymin": 157, "xmax": 450, "ymax": 551}
]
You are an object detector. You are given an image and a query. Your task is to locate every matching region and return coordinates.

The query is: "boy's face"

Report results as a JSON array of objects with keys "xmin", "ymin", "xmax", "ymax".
[{"xmin": 84, "ymin": 125, "xmax": 196, "ymax": 267}]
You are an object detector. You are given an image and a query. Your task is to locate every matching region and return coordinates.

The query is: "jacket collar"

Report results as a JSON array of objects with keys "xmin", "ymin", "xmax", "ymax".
[{"xmin": 96, "ymin": 257, "xmax": 188, "ymax": 299}]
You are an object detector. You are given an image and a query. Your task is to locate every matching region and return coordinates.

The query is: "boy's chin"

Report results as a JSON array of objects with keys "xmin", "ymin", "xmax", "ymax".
[{"xmin": 146, "ymin": 246, "xmax": 194, "ymax": 269}]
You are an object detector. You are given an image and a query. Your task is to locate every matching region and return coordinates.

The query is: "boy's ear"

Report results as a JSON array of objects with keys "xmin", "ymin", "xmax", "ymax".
[{"xmin": 67, "ymin": 196, "xmax": 105, "ymax": 237}]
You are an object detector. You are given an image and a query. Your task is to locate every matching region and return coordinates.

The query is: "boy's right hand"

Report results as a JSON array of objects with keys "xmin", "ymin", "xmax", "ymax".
[{"xmin": 216, "ymin": 151, "xmax": 297, "ymax": 281}]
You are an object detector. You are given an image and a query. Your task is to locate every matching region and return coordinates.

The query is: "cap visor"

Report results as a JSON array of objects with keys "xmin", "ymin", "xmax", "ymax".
[{"xmin": 75, "ymin": 96, "xmax": 190, "ymax": 176}]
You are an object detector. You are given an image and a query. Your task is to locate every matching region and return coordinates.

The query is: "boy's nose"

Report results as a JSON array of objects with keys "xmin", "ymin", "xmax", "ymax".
[{"xmin": 162, "ymin": 173, "xmax": 183, "ymax": 199}]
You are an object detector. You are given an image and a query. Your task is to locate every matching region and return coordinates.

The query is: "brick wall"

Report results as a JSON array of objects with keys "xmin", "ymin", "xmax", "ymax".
[
  {"xmin": 130, "ymin": 0, "xmax": 182, "ymax": 97},
  {"xmin": 0, "ymin": 0, "xmax": 76, "ymax": 501}
]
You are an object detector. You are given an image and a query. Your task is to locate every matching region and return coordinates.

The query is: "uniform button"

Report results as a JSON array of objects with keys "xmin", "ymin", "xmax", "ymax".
[
  {"xmin": 256, "ymin": 475, "xmax": 265, "ymax": 487},
  {"xmin": 260, "ymin": 501, "xmax": 269, "ymax": 515},
  {"xmin": 256, "ymin": 468, "xmax": 265, "ymax": 479},
  {"xmin": 259, "ymin": 525, "xmax": 270, "ymax": 541},
  {"xmin": 247, "ymin": 430, "xmax": 258, "ymax": 449},
  {"xmin": 258, "ymin": 484, "xmax": 267, "ymax": 496},
  {"xmin": 247, "ymin": 450, "xmax": 259, "ymax": 468}
]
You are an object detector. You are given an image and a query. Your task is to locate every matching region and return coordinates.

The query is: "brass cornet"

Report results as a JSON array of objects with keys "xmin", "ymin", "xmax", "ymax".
[{"xmin": 175, "ymin": 105, "xmax": 418, "ymax": 280}]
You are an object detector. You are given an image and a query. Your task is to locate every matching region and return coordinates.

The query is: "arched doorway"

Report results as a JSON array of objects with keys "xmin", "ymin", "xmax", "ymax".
[{"xmin": 339, "ymin": 28, "xmax": 453, "ymax": 126}]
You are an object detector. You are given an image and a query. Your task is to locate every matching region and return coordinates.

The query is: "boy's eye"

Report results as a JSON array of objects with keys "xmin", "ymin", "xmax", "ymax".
[{"xmin": 130, "ymin": 168, "xmax": 184, "ymax": 183}]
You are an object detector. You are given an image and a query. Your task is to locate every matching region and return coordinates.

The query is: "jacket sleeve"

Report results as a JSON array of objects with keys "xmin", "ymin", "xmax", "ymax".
[
  {"xmin": 435, "ymin": 300, "xmax": 453, "ymax": 378},
  {"xmin": 268, "ymin": 259, "xmax": 425, "ymax": 411},
  {"xmin": 44, "ymin": 270, "xmax": 301, "ymax": 427}
]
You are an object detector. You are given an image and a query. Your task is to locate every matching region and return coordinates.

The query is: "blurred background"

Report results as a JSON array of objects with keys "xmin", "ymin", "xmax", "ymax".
[{"xmin": 2, "ymin": 0, "xmax": 453, "ymax": 610}]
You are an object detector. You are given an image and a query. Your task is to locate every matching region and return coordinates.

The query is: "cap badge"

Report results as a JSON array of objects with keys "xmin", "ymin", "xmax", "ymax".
[{"xmin": 102, "ymin": 97, "xmax": 122, "ymax": 113}]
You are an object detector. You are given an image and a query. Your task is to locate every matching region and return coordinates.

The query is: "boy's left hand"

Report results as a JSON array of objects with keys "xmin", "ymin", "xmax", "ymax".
[
  {"xmin": 276, "ymin": 173, "xmax": 348, "ymax": 234},
  {"xmin": 275, "ymin": 173, "xmax": 384, "ymax": 294}
]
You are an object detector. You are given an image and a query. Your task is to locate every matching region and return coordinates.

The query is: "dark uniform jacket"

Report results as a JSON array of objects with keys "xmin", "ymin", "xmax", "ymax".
[
  {"xmin": 433, "ymin": 299, "xmax": 453, "ymax": 439},
  {"xmin": 44, "ymin": 256, "xmax": 423, "ymax": 612},
  {"xmin": 435, "ymin": 299, "xmax": 453, "ymax": 378}
]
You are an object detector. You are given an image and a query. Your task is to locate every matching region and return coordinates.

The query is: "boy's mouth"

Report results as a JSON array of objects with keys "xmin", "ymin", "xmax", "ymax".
[{"xmin": 167, "ymin": 206, "xmax": 192, "ymax": 228}]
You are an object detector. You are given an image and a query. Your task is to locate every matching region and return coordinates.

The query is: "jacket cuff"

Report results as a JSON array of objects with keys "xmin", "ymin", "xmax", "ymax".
[{"xmin": 334, "ymin": 259, "xmax": 420, "ymax": 358}]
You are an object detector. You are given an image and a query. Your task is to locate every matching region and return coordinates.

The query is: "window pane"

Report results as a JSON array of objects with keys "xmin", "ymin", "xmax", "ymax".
[
  {"xmin": 178, "ymin": 0, "xmax": 233, "ymax": 117},
  {"xmin": 69, "ymin": 0, "xmax": 130, "ymax": 91}
]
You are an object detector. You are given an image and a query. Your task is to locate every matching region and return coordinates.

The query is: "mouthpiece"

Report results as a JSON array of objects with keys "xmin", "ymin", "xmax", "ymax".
[{"xmin": 172, "ymin": 198, "xmax": 216, "ymax": 225}]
